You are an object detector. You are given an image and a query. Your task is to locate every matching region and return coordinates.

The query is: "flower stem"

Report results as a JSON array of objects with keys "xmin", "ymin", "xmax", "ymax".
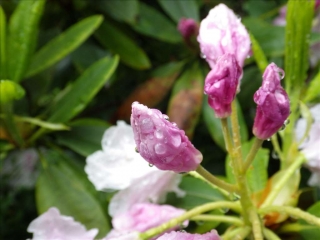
[
  {"xmin": 139, "ymin": 201, "xmax": 241, "ymax": 240},
  {"xmin": 259, "ymin": 206, "xmax": 320, "ymax": 227},
  {"xmin": 242, "ymin": 138, "xmax": 264, "ymax": 173},
  {"xmin": 222, "ymin": 226, "xmax": 251, "ymax": 240},
  {"xmin": 260, "ymin": 155, "xmax": 305, "ymax": 208},
  {"xmin": 229, "ymin": 100, "xmax": 263, "ymax": 240},
  {"xmin": 191, "ymin": 215, "xmax": 243, "ymax": 226},
  {"xmin": 263, "ymin": 227, "xmax": 281, "ymax": 240},
  {"xmin": 195, "ymin": 165, "xmax": 238, "ymax": 193},
  {"xmin": 220, "ymin": 118, "xmax": 233, "ymax": 153},
  {"xmin": 271, "ymin": 134, "xmax": 285, "ymax": 164}
]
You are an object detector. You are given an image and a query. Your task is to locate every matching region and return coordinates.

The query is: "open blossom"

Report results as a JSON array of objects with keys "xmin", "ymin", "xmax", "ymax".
[
  {"xmin": 27, "ymin": 207, "xmax": 98, "ymax": 240},
  {"xmin": 156, "ymin": 230, "xmax": 221, "ymax": 240},
  {"xmin": 197, "ymin": 3, "xmax": 250, "ymax": 68},
  {"xmin": 131, "ymin": 102, "xmax": 203, "ymax": 173},
  {"xmin": 204, "ymin": 53, "xmax": 242, "ymax": 118},
  {"xmin": 253, "ymin": 63, "xmax": 290, "ymax": 140},
  {"xmin": 85, "ymin": 121, "xmax": 156, "ymax": 191},
  {"xmin": 108, "ymin": 170, "xmax": 184, "ymax": 217},
  {"xmin": 295, "ymin": 104, "xmax": 320, "ymax": 187}
]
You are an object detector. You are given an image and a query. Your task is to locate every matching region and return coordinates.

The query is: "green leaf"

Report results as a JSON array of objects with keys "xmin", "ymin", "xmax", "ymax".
[
  {"xmin": 36, "ymin": 151, "xmax": 110, "ymax": 238},
  {"xmin": 0, "ymin": 6, "xmax": 7, "ymax": 79},
  {"xmin": 243, "ymin": 17, "xmax": 285, "ymax": 57},
  {"xmin": 95, "ymin": 21, "xmax": 151, "ymax": 69},
  {"xmin": 285, "ymin": 0, "xmax": 314, "ymax": 94},
  {"xmin": 26, "ymin": 15, "xmax": 103, "ymax": 77},
  {"xmin": 299, "ymin": 201, "xmax": 320, "ymax": 239},
  {"xmin": 48, "ymin": 55, "xmax": 119, "ymax": 123},
  {"xmin": 7, "ymin": 0, "xmax": 45, "ymax": 82},
  {"xmin": 56, "ymin": 118, "xmax": 110, "ymax": 157},
  {"xmin": 131, "ymin": 2, "xmax": 181, "ymax": 43},
  {"xmin": 250, "ymin": 33, "xmax": 268, "ymax": 73},
  {"xmin": 298, "ymin": 101, "xmax": 313, "ymax": 145},
  {"xmin": 226, "ymin": 139, "xmax": 269, "ymax": 192},
  {"xmin": 0, "ymin": 80, "xmax": 25, "ymax": 103},
  {"xmin": 203, "ymin": 98, "xmax": 248, "ymax": 151},
  {"xmin": 304, "ymin": 71, "xmax": 320, "ymax": 103},
  {"xmin": 97, "ymin": 0, "xmax": 138, "ymax": 24},
  {"xmin": 166, "ymin": 175, "xmax": 227, "ymax": 210},
  {"xmin": 158, "ymin": 0, "xmax": 199, "ymax": 23},
  {"xmin": 15, "ymin": 116, "xmax": 69, "ymax": 131}
]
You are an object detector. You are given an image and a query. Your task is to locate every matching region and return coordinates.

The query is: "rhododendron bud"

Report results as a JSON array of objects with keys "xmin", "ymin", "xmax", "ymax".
[
  {"xmin": 27, "ymin": 207, "xmax": 98, "ymax": 240},
  {"xmin": 131, "ymin": 102, "xmax": 202, "ymax": 173},
  {"xmin": 204, "ymin": 53, "xmax": 242, "ymax": 118},
  {"xmin": 197, "ymin": 3, "xmax": 250, "ymax": 68},
  {"xmin": 253, "ymin": 63, "xmax": 290, "ymax": 140},
  {"xmin": 156, "ymin": 230, "xmax": 221, "ymax": 240},
  {"xmin": 178, "ymin": 18, "xmax": 198, "ymax": 40}
]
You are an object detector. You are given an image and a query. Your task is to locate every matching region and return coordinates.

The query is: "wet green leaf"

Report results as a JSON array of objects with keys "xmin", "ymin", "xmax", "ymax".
[
  {"xmin": 158, "ymin": 0, "xmax": 199, "ymax": 22},
  {"xmin": 7, "ymin": 0, "xmax": 45, "ymax": 82},
  {"xmin": 304, "ymin": 71, "xmax": 320, "ymax": 103},
  {"xmin": 26, "ymin": 15, "xmax": 103, "ymax": 77},
  {"xmin": 95, "ymin": 21, "xmax": 151, "ymax": 69},
  {"xmin": 48, "ymin": 55, "xmax": 119, "ymax": 123},
  {"xmin": 0, "ymin": 6, "xmax": 7, "ymax": 79},
  {"xmin": 250, "ymin": 33, "xmax": 268, "ymax": 73},
  {"xmin": 131, "ymin": 2, "xmax": 181, "ymax": 43}
]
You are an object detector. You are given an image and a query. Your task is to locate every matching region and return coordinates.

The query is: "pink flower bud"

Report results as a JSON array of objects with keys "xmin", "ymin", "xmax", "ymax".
[
  {"xmin": 253, "ymin": 63, "xmax": 290, "ymax": 140},
  {"xmin": 204, "ymin": 53, "xmax": 242, "ymax": 118},
  {"xmin": 177, "ymin": 18, "xmax": 198, "ymax": 40},
  {"xmin": 156, "ymin": 230, "xmax": 221, "ymax": 240},
  {"xmin": 197, "ymin": 3, "xmax": 251, "ymax": 68},
  {"xmin": 131, "ymin": 102, "xmax": 202, "ymax": 173}
]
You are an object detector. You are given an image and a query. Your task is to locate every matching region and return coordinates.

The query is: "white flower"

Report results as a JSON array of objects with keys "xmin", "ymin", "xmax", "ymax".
[
  {"xmin": 27, "ymin": 207, "xmax": 98, "ymax": 240},
  {"xmin": 296, "ymin": 104, "xmax": 320, "ymax": 187},
  {"xmin": 85, "ymin": 121, "xmax": 156, "ymax": 191}
]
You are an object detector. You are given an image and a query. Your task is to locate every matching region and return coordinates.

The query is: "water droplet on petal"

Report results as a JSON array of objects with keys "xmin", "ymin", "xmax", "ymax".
[
  {"xmin": 155, "ymin": 129, "xmax": 164, "ymax": 139},
  {"xmin": 267, "ymin": 138, "xmax": 271, "ymax": 141},
  {"xmin": 172, "ymin": 122, "xmax": 177, "ymax": 127},
  {"xmin": 135, "ymin": 147, "xmax": 139, "ymax": 153},
  {"xmin": 200, "ymin": 52, "xmax": 206, "ymax": 59},
  {"xmin": 148, "ymin": 163, "xmax": 154, "ymax": 167},
  {"xmin": 155, "ymin": 143, "xmax": 166, "ymax": 154},
  {"xmin": 272, "ymin": 150, "xmax": 279, "ymax": 159},
  {"xmin": 140, "ymin": 117, "xmax": 154, "ymax": 133},
  {"xmin": 171, "ymin": 134, "xmax": 181, "ymax": 147},
  {"xmin": 163, "ymin": 114, "xmax": 169, "ymax": 120}
]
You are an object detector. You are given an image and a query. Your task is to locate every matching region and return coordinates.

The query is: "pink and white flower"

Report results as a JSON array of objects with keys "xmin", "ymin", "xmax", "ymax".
[{"xmin": 156, "ymin": 229, "xmax": 221, "ymax": 240}]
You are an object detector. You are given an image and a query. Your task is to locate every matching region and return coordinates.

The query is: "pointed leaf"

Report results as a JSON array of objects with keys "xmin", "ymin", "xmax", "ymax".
[
  {"xmin": 131, "ymin": 2, "xmax": 181, "ymax": 43},
  {"xmin": 26, "ymin": 15, "xmax": 103, "ymax": 77},
  {"xmin": 95, "ymin": 22, "xmax": 151, "ymax": 69},
  {"xmin": 97, "ymin": 0, "xmax": 138, "ymax": 24},
  {"xmin": 0, "ymin": 6, "xmax": 7, "ymax": 79},
  {"xmin": 167, "ymin": 63, "xmax": 203, "ymax": 139},
  {"xmin": 7, "ymin": 0, "xmax": 45, "ymax": 82},
  {"xmin": 48, "ymin": 55, "xmax": 119, "ymax": 123},
  {"xmin": 36, "ymin": 151, "xmax": 110, "ymax": 238},
  {"xmin": 304, "ymin": 70, "xmax": 320, "ymax": 103},
  {"xmin": 250, "ymin": 33, "xmax": 268, "ymax": 73},
  {"xmin": 56, "ymin": 118, "xmax": 110, "ymax": 157},
  {"xmin": 158, "ymin": 0, "xmax": 199, "ymax": 23},
  {"xmin": 115, "ymin": 61, "xmax": 184, "ymax": 120}
]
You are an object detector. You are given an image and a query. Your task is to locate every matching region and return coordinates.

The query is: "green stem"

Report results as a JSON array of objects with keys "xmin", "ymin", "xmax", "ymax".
[
  {"xmin": 242, "ymin": 138, "xmax": 264, "ymax": 173},
  {"xmin": 220, "ymin": 118, "xmax": 234, "ymax": 153},
  {"xmin": 230, "ymin": 101, "xmax": 263, "ymax": 240},
  {"xmin": 222, "ymin": 226, "xmax": 251, "ymax": 240},
  {"xmin": 139, "ymin": 201, "xmax": 241, "ymax": 240},
  {"xmin": 271, "ymin": 135, "xmax": 285, "ymax": 164},
  {"xmin": 27, "ymin": 128, "xmax": 47, "ymax": 146},
  {"xmin": 188, "ymin": 171, "xmax": 229, "ymax": 198},
  {"xmin": 195, "ymin": 165, "xmax": 238, "ymax": 193},
  {"xmin": 259, "ymin": 206, "xmax": 320, "ymax": 227},
  {"xmin": 260, "ymin": 155, "xmax": 305, "ymax": 208},
  {"xmin": 277, "ymin": 223, "xmax": 316, "ymax": 233},
  {"xmin": 263, "ymin": 228, "xmax": 281, "ymax": 240},
  {"xmin": 191, "ymin": 215, "xmax": 243, "ymax": 226}
]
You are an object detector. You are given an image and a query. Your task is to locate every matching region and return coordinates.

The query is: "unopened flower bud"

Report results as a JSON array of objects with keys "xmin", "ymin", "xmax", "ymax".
[
  {"xmin": 197, "ymin": 3, "xmax": 251, "ymax": 68},
  {"xmin": 204, "ymin": 53, "xmax": 242, "ymax": 118},
  {"xmin": 178, "ymin": 18, "xmax": 198, "ymax": 40},
  {"xmin": 253, "ymin": 63, "xmax": 290, "ymax": 140},
  {"xmin": 131, "ymin": 102, "xmax": 202, "ymax": 173}
]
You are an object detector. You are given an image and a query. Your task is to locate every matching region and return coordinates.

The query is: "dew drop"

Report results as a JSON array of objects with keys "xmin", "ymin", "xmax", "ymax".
[
  {"xmin": 155, "ymin": 129, "xmax": 164, "ymax": 139},
  {"xmin": 135, "ymin": 147, "xmax": 139, "ymax": 153},
  {"xmin": 200, "ymin": 52, "xmax": 207, "ymax": 59},
  {"xmin": 163, "ymin": 114, "xmax": 169, "ymax": 120},
  {"xmin": 140, "ymin": 117, "xmax": 154, "ymax": 133},
  {"xmin": 267, "ymin": 138, "xmax": 271, "ymax": 141},
  {"xmin": 171, "ymin": 134, "xmax": 181, "ymax": 147},
  {"xmin": 213, "ymin": 81, "xmax": 221, "ymax": 89},
  {"xmin": 155, "ymin": 143, "xmax": 166, "ymax": 154},
  {"xmin": 272, "ymin": 150, "xmax": 279, "ymax": 159},
  {"xmin": 172, "ymin": 122, "xmax": 177, "ymax": 127},
  {"xmin": 148, "ymin": 163, "xmax": 154, "ymax": 167}
]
